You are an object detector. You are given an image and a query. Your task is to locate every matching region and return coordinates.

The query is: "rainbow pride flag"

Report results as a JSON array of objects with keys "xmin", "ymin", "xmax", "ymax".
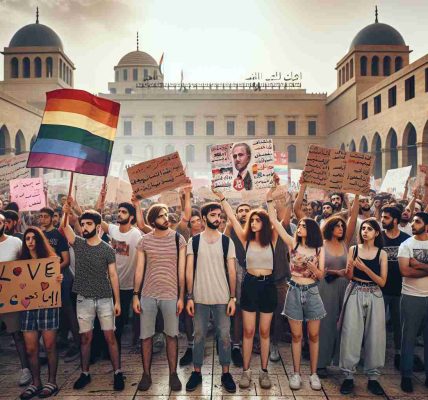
[{"xmin": 27, "ymin": 89, "xmax": 120, "ymax": 176}]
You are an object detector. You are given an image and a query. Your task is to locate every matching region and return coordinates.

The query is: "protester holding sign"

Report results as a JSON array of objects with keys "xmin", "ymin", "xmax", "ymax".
[{"xmin": 19, "ymin": 227, "xmax": 63, "ymax": 399}]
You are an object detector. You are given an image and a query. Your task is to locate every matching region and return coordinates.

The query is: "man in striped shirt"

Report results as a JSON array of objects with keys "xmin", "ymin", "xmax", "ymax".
[{"xmin": 133, "ymin": 204, "xmax": 187, "ymax": 392}]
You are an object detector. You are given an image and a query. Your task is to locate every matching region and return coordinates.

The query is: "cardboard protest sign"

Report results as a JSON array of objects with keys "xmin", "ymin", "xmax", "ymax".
[
  {"xmin": 306, "ymin": 188, "xmax": 328, "ymax": 203},
  {"xmin": 290, "ymin": 169, "xmax": 303, "ymax": 192},
  {"xmin": 302, "ymin": 145, "xmax": 374, "ymax": 195},
  {"xmin": 380, "ymin": 166, "xmax": 412, "ymax": 199},
  {"xmin": 274, "ymin": 151, "xmax": 288, "ymax": 185},
  {"xmin": 0, "ymin": 257, "xmax": 61, "ymax": 314},
  {"xmin": 211, "ymin": 139, "xmax": 274, "ymax": 197},
  {"xmin": 159, "ymin": 190, "xmax": 182, "ymax": 208},
  {"xmin": 10, "ymin": 177, "xmax": 46, "ymax": 211},
  {"xmin": 104, "ymin": 176, "xmax": 133, "ymax": 203},
  {"xmin": 241, "ymin": 185, "xmax": 289, "ymax": 206},
  {"xmin": 127, "ymin": 152, "xmax": 187, "ymax": 199},
  {"xmin": 0, "ymin": 153, "xmax": 30, "ymax": 191}
]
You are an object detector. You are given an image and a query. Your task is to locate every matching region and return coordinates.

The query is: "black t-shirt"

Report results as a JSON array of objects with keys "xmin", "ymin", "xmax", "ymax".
[
  {"xmin": 43, "ymin": 228, "xmax": 68, "ymax": 259},
  {"xmin": 381, "ymin": 230, "xmax": 410, "ymax": 296}
]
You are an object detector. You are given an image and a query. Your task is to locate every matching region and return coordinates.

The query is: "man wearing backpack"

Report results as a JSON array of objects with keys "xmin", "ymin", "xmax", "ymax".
[
  {"xmin": 185, "ymin": 202, "xmax": 237, "ymax": 393},
  {"xmin": 132, "ymin": 204, "xmax": 187, "ymax": 392}
]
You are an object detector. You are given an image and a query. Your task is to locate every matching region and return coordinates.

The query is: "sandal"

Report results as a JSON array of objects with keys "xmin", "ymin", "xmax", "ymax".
[
  {"xmin": 20, "ymin": 384, "xmax": 42, "ymax": 400},
  {"xmin": 38, "ymin": 383, "xmax": 59, "ymax": 398}
]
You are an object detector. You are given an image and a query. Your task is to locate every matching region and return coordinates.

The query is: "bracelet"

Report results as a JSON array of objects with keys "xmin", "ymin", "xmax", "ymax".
[
  {"xmin": 220, "ymin": 198, "xmax": 226, "ymax": 202},
  {"xmin": 267, "ymin": 200, "xmax": 273, "ymax": 203},
  {"xmin": 133, "ymin": 291, "xmax": 140, "ymax": 296}
]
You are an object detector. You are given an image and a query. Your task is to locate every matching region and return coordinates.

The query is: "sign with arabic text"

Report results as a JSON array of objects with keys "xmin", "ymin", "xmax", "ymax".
[
  {"xmin": 10, "ymin": 177, "xmax": 46, "ymax": 211},
  {"xmin": 0, "ymin": 257, "xmax": 61, "ymax": 314},
  {"xmin": 127, "ymin": 152, "xmax": 187, "ymax": 199},
  {"xmin": 0, "ymin": 153, "xmax": 30, "ymax": 191}
]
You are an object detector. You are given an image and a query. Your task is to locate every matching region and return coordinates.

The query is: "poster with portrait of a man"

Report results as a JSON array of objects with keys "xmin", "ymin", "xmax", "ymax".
[{"xmin": 210, "ymin": 139, "xmax": 274, "ymax": 196}]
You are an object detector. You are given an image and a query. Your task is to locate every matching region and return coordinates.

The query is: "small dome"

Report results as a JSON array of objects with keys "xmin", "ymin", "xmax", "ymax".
[
  {"xmin": 350, "ymin": 22, "xmax": 405, "ymax": 49},
  {"xmin": 9, "ymin": 23, "xmax": 63, "ymax": 49},
  {"xmin": 117, "ymin": 51, "xmax": 157, "ymax": 67}
]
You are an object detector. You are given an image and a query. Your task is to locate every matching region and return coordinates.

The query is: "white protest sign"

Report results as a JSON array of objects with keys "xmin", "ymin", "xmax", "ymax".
[
  {"xmin": 290, "ymin": 169, "xmax": 302, "ymax": 192},
  {"xmin": 159, "ymin": 191, "xmax": 182, "ymax": 208},
  {"xmin": 380, "ymin": 166, "xmax": 412, "ymax": 198},
  {"xmin": 0, "ymin": 153, "xmax": 30, "ymax": 191},
  {"xmin": 10, "ymin": 177, "xmax": 46, "ymax": 211}
]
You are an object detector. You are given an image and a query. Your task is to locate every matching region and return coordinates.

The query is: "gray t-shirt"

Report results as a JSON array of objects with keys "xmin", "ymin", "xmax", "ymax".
[
  {"xmin": 187, "ymin": 233, "xmax": 236, "ymax": 305},
  {"xmin": 72, "ymin": 236, "xmax": 116, "ymax": 299}
]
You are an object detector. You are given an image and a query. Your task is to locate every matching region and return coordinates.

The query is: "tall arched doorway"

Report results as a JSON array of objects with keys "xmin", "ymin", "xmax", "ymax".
[
  {"xmin": 402, "ymin": 123, "xmax": 417, "ymax": 176},
  {"xmin": 15, "ymin": 130, "xmax": 26, "ymax": 155},
  {"xmin": 359, "ymin": 136, "xmax": 368, "ymax": 153},
  {"xmin": 386, "ymin": 128, "xmax": 398, "ymax": 170},
  {"xmin": 0, "ymin": 125, "xmax": 11, "ymax": 155},
  {"xmin": 371, "ymin": 133, "xmax": 382, "ymax": 178}
]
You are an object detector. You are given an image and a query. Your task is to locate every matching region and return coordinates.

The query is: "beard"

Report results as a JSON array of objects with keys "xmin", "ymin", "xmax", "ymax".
[
  {"xmin": 206, "ymin": 220, "xmax": 220, "ymax": 230},
  {"xmin": 360, "ymin": 206, "xmax": 371, "ymax": 213},
  {"xmin": 323, "ymin": 212, "xmax": 332, "ymax": 219},
  {"xmin": 82, "ymin": 228, "xmax": 97, "ymax": 239},
  {"xmin": 412, "ymin": 226, "xmax": 426, "ymax": 235},
  {"xmin": 382, "ymin": 221, "xmax": 394, "ymax": 231},
  {"xmin": 154, "ymin": 221, "xmax": 169, "ymax": 231},
  {"xmin": 332, "ymin": 203, "xmax": 341, "ymax": 211},
  {"xmin": 117, "ymin": 216, "xmax": 130, "ymax": 225}
]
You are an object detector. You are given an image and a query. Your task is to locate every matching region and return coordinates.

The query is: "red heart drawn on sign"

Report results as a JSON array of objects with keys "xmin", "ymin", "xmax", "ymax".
[
  {"xmin": 41, "ymin": 282, "xmax": 49, "ymax": 291},
  {"xmin": 21, "ymin": 298, "xmax": 30, "ymax": 309},
  {"xmin": 13, "ymin": 267, "xmax": 22, "ymax": 276},
  {"xmin": 19, "ymin": 283, "xmax": 26, "ymax": 289}
]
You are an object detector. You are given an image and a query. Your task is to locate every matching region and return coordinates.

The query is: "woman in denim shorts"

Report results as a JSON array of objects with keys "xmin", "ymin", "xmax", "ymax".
[
  {"xmin": 267, "ymin": 188, "xmax": 325, "ymax": 392},
  {"xmin": 18, "ymin": 227, "xmax": 63, "ymax": 400}
]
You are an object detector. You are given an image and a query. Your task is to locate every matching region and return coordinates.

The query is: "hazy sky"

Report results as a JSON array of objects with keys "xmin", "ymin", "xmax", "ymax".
[{"xmin": 0, "ymin": 0, "xmax": 427, "ymax": 95}]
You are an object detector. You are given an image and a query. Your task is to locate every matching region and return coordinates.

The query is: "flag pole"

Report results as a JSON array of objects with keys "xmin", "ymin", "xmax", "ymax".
[{"xmin": 63, "ymin": 171, "xmax": 74, "ymax": 227}]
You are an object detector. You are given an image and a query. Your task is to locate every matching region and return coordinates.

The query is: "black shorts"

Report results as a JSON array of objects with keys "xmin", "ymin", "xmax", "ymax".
[{"xmin": 240, "ymin": 273, "xmax": 278, "ymax": 313}]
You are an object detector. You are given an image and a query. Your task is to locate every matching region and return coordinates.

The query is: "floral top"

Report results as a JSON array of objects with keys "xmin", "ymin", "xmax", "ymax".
[{"xmin": 290, "ymin": 247, "xmax": 319, "ymax": 279}]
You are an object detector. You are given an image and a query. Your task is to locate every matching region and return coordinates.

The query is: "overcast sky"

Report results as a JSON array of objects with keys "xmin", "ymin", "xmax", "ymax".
[{"xmin": 0, "ymin": 0, "xmax": 427, "ymax": 95}]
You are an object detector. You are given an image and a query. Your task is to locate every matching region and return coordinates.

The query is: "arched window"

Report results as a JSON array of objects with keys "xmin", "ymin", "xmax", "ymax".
[
  {"xmin": 0, "ymin": 125, "xmax": 11, "ymax": 156},
  {"xmin": 387, "ymin": 128, "xmax": 398, "ymax": 169},
  {"xmin": 345, "ymin": 63, "xmax": 349, "ymax": 81},
  {"xmin": 15, "ymin": 130, "xmax": 26, "ymax": 155},
  {"xmin": 383, "ymin": 56, "xmax": 391, "ymax": 76},
  {"xmin": 23, "ymin": 57, "xmax": 30, "ymax": 78},
  {"xmin": 62, "ymin": 63, "xmax": 66, "ymax": 82},
  {"xmin": 46, "ymin": 57, "xmax": 53, "ymax": 77},
  {"xmin": 395, "ymin": 56, "xmax": 403, "ymax": 72},
  {"xmin": 359, "ymin": 136, "xmax": 368, "ymax": 153},
  {"xmin": 372, "ymin": 133, "xmax": 382, "ymax": 178},
  {"xmin": 34, "ymin": 57, "xmax": 42, "ymax": 78},
  {"xmin": 371, "ymin": 56, "xmax": 379, "ymax": 76},
  {"xmin": 186, "ymin": 145, "xmax": 195, "ymax": 162},
  {"xmin": 350, "ymin": 59, "xmax": 354, "ymax": 78},
  {"xmin": 349, "ymin": 140, "xmax": 356, "ymax": 152},
  {"xmin": 403, "ymin": 124, "xmax": 417, "ymax": 176},
  {"xmin": 124, "ymin": 145, "xmax": 132, "ymax": 155},
  {"xmin": 360, "ymin": 56, "xmax": 367, "ymax": 76},
  {"xmin": 165, "ymin": 144, "xmax": 175, "ymax": 154},
  {"xmin": 288, "ymin": 145, "xmax": 296, "ymax": 163},
  {"xmin": 59, "ymin": 59, "xmax": 63, "ymax": 79},
  {"xmin": 11, "ymin": 57, "xmax": 19, "ymax": 78},
  {"xmin": 340, "ymin": 143, "xmax": 345, "ymax": 151}
]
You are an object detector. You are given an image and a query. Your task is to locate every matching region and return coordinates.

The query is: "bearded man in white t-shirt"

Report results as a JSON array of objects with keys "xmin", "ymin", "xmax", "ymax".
[{"xmin": 398, "ymin": 212, "xmax": 428, "ymax": 393}]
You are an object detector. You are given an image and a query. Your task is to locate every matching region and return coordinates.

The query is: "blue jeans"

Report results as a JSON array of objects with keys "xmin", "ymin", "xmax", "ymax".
[
  {"xmin": 193, "ymin": 303, "xmax": 231, "ymax": 368},
  {"xmin": 400, "ymin": 294, "xmax": 428, "ymax": 378}
]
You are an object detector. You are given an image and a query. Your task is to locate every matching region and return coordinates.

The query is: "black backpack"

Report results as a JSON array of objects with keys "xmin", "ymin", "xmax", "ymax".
[{"xmin": 191, "ymin": 233, "xmax": 230, "ymax": 284}]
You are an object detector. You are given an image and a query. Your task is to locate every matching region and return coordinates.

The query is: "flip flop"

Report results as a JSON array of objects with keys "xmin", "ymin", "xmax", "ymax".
[
  {"xmin": 19, "ymin": 384, "xmax": 42, "ymax": 400},
  {"xmin": 38, "ymin": 382, "xmax": 59, "ymax": 398}
]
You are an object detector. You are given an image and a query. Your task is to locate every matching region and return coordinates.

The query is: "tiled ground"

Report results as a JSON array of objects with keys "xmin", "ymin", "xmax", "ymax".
[{"xmin": 0, "ymin": 328, "xmax": 426, "ymax": 399}]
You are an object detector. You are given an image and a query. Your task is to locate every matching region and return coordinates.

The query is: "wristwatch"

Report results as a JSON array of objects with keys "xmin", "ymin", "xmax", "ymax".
[
  {"xmin": 186, "ymin": 292, "xmax": 194, "ymax": 301},
  {"xmin": 229, "ymin": 297, "xmax": 237, "ymax": 302},
  {"xmin": 133, "ymin": 291, "xmax": 140, "ymax": 296}
]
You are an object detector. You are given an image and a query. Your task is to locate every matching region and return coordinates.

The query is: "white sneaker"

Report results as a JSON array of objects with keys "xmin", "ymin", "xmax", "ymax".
[
  {"xmin": 239, "ymin": 368, "xmax": 252, "ymax": 389},
  {"xmin": 310, "ymin": 373, "xmax": 322, "ymax": 390},
  {"xmin": 269, "ymin": 344, "xmax": 280, "ymax": 362},
  {"xmin": 18, "ymin": 368, "xmax": 32, "ymax": 386},
  {"xmin": 289, "ymin": 373, "xmax": 302, "ymax": 390}
]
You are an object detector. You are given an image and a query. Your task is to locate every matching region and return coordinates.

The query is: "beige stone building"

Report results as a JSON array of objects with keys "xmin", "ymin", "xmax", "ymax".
[{"xmin": 1, "ymin": 10, "xmax": 427, "ymax": 187}]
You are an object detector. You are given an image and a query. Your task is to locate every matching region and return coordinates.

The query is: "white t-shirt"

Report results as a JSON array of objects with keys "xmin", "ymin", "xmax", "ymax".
[
  {"xmin": 187, "ymin": 233, "xmax": 236, "ymax": 305},
  {"xmin": 399, "ymin": 223, "xmax": 412, "ymax": 236},
  {"xmin": 398, "ymin": 236, "xmax": 428, "ymax": 296},
  {"xmin": 108, "ymin": 224, "xmax": 142, "ymax": 290},
  {"xmin": 0, "ymin": 235, "xmax": 22, "ymax": 262}
]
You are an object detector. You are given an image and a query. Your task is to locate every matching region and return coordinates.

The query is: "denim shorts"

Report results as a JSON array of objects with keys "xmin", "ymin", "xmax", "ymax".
[
  {"xmin": 21, "ymin": 307, "xmax": 60, "ymax": 331},
  {"xmin": 140, "ymin": 297, "xmax": 179, "ymax": 340},
  {"xmin": 282, "ymin": 280, "xmax": 326, "ymax": 321},
  {"xmin": 76, "ymin": 294, "xmax": 115, "ymax": 333},
  {"xmin": 240, "ymin": 273, "xmax": 277, "ymax": 313}
]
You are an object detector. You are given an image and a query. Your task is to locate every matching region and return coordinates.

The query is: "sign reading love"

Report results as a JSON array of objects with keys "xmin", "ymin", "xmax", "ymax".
[{"xmin": 0, "ymin": 257, "xmax": 61, "ymax": 314}]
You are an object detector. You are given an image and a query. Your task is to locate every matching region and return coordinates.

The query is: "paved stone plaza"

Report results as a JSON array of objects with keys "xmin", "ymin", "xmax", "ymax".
[{"xmin": 0, "ymin": 328, "xmax": 427, "ymax": 399}]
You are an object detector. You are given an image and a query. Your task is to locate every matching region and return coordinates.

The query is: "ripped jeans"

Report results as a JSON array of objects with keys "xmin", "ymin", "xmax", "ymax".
[{"xmin": 193, "ymin": 303, "xmax": 231, "ymax": 368}]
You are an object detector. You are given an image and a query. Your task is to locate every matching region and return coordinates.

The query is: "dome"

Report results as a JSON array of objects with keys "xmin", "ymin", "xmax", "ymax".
[
  {"xmin": 9, "ymin": 23, "xmax": 63, "ymax": 49},
  {"xmin": 117, "ymin": 51, "xmax": 157, "ymax": 67},
  {"xmin": 350, "ymin": 22, "xmax": 405, "ymax": 49}
]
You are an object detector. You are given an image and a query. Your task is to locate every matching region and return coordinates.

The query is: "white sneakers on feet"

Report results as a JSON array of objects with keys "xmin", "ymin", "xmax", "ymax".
[
  {"xmin": 289, "ymin": 373, "xmax": 302, "ymax": 390},
  {"xmin": 239, "ymin": 368, "xmax": 252, "ymax": 388},
  {"xmin": 310, "ymin": 373, "xmax": 322, "ymax": 390},
  {"xmin": 18, "ymin": 368, "xmax": 32, "ymax": 386}
]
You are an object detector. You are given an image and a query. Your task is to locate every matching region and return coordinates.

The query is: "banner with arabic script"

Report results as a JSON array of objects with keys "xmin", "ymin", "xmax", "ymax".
[
  {"xmin": 210, "ymin": 139, "xmax": 274, "ymax": 196},
  {"xmin": 302, "ymin": 145, "xmax": 374, "ymax": 195},
  {"xmin": 127, "ymin": 152, "xmax": 187, "ymax": 199}
]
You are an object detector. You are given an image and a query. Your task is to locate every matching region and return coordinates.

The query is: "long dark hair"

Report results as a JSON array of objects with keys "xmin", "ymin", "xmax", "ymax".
[
  {"xmin": 359, "ymin": 218, "xmax": 383, "ymax": 249},
  {"xmin": 295, "ymin": 218, "xmax": 323, "ymax": 249},
  {"xmin": 20, "ymin": 227, "xmax": 57, "ymax": 260},
  {"xmin": 244, "ymin": 209, "xmax": 272, "ymax": 247}
]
